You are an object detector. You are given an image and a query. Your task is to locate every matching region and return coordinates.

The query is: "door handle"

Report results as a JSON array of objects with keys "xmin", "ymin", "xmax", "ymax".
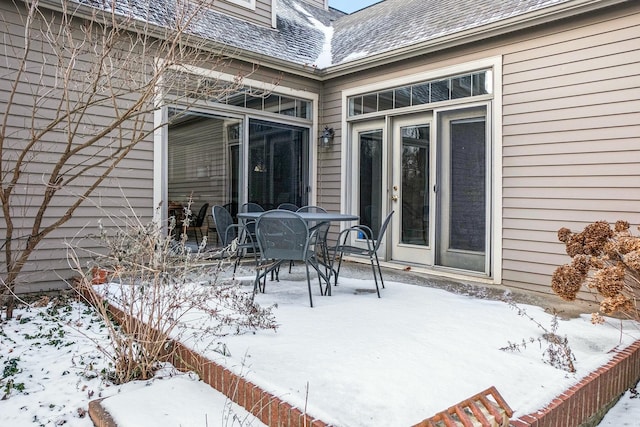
[{"xmin": 391, "ymin": 195, "xmax": 398, "ymax": 202}]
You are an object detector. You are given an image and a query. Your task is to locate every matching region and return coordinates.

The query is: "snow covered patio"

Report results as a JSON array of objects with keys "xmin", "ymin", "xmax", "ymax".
[{"xmin": 87, "ymin": 262, "xmax": 640, "ymax": 427}]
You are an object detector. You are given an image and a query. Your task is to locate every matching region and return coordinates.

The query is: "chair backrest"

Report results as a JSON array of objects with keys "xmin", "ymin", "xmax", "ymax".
[
  {"xmin": 373, "ymin": 210, "xmax": 395, "ymax": 251},
  {"xmin": 296, "ymin": 205, "xmax": 327, "ymax": 213},
  {"xmin": 241, "ymin": 202, "xmax": 265, "ymax": 213},
  {"xmin": 222, "ymin": 202, "xmax": 237, "ymax": 221},
  {"xmin": 212, "ymin": 205, "xmax": 236, "ymax": 245},
  {"xmin": 277, "ymin": 203, "xmax": 299, "ymax": 211},
  {"xmin": 256, "ymin": 210, "xmax": 311, "ymax": 262},
  {"xmin": 296, "ymin": 206, "xmax": 327, "ymax": 228},
  {"xmin": 193, "ymin": 203, "xmax": 209, "ymax": 227}
]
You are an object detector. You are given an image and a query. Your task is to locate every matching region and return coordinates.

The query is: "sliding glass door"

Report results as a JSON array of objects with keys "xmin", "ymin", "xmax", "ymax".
[
  {"xmin": 247, "ymin": 120, "xmax": 309, "ymax": 210},
  {"xmin": 167, "ymin": 111, "xmax": 310, "ymax": 228}
]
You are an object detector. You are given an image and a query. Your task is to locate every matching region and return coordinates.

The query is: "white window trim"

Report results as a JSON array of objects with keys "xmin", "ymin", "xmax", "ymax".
[{"xmin": 340, "ymin": 55, "xmax": 503, "ymax": 284}]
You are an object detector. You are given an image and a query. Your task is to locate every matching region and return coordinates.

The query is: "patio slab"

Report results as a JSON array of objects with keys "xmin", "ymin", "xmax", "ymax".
[{"xmin": 86, "ymin": 261, "xmax": 636, "ymax": 427}]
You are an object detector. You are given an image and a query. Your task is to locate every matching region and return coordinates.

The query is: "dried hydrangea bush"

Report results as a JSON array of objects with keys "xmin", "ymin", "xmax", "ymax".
[{"xmin": 551, "ymin": 220, "xmax": 640, "ymax": 323}]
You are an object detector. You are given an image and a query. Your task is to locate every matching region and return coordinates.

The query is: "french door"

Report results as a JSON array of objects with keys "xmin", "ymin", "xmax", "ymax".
[
  {"xmin": 391, "ymin": 115, "xmax": 434, "ymax": 264},
  {"xmin": 353, "ymin": 105, "xmax": 490, "ymax": 274},
  {"xmin": 435, "ymin": 106, "xmax": 489, "ymax": 273}
]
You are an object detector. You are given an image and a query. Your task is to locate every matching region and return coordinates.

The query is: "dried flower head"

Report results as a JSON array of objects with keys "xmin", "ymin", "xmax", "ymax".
[
  {"xmin": 623, "ymin": 251, "xmax": 640, "ymax": 272},
  {"xmin": 590, "ymin": 312, "xmax": 605, "ymax": 325},
  {"xmin": 551, "ymin": 264, "xmax": 584, "ymax": 301},
  {"xmin": 571, "ymin": 254, "xmax": 590, "ymax": 276},
  {"xmin": 617, "ymin": 235, "xmax": 640, "ymax": 255},
  {"xmin": 590, "ymin": 263, "xmax": 625, "ymax": 298},
  {"xmin": 552, "ymin": 220, "xmax": 640, "ymax": 321},
  {"xmin": 557, "ymin": 227, "xmax": 572, "ymax": 243},
  {"xmin": 565, "ymin": 235, "xmax": 585, "ymax": 258},
  {"xmin": 581, "ymin": 221, "xmax": 613, "ymax": 256},
  {"xmin": 599, "ymin": 294, "xmax": 633, "ymax": 315},
  {"xmin": 603, "ymin": 240, "xmax": 619, "ymax": 260},
  {"xmin": 615, "ymin": 220, "xmax": 630, "ymax": 233}
]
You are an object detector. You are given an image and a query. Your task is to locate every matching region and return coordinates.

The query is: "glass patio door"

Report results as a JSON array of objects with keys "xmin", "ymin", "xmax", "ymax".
[
  {"xmin": 247, "ymin": 119, "xmax": 309, "ymax": 210},
  {"xmin": 350, "ymin": 121, "xmax": 389, "ymax": 252},
  {"xmin": 435, "ymin": 106, "xmax": 489, "ymax": 273},
  {"xmin": 391, "ymin": 115, "xmax": 433, "ymax": 264},
  {"xmin": 348, "ymin": 106, "xmax": 490, "ymax": 274}
]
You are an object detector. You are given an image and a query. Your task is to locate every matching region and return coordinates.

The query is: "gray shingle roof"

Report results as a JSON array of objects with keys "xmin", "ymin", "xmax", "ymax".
[
  {"xmin": 72, "ymin": 0, "xmax": 594, "ymax": 70},
  {"xmin": 330, "ymin": 0, "xmax": 572, "ymax": 65}
]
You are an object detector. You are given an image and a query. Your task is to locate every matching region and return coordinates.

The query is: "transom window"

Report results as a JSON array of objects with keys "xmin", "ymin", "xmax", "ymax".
[
  {"xmin": 165, "ymin": 69, "xmax": 312, "ymax": 119},
  {"xmin": 348, "ymin": 70, "xmax": 492, "ymax": 117},
  {"xmin": 224, "ymin": 89, "xmax": 312, "ymax": 119}
]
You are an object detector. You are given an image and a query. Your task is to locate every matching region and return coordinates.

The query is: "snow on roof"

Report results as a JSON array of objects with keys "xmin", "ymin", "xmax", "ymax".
[
  {"xmin": 330, "ymin": 0, "xmax": 573, "ymax": 65},
  {"xmin": 72, "ymin": 0, "xmax": 580, "ymax": 70}
]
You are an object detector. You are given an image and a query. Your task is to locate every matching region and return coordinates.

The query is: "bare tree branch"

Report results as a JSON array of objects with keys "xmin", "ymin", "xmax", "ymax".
[{"xmin": 0, "ymin": 0, "xmax": 252, "ymax": 318}]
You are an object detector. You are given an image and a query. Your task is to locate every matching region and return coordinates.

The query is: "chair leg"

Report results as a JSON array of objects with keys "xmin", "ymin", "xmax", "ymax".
[
  {"xmin": 233, "ymin": 248, "xmax": 244, "ymax": 274},
  {"xmin": 308, "ymin": 256, "xmax": 331, "ymax": 296},
  {"xmin": 369, "ymin": 256, "xmax": 381, "ymax": 298},
  {"xmin": 374, "ymin": 252, "xmax": 385, "ymax": 289},
  {"xmin": 333, "ymin": 251, "xmax": 344, "ymax": 285},
  {"xmin": 305, "ymin": 263, "xmax": 314, "ymax": 307},
  {"xmin": 311, "ymin": 257, "xmax": 324, "ymax": 296},
  {"xmin": 262, "ymin": 268, "xmax": 267, "ymax": 293},
  {"xmin": 253, "ymin": 264, "xmax": 262, "ymax": 294}
]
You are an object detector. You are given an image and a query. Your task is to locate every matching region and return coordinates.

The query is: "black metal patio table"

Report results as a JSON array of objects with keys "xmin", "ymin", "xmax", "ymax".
[{"xmin": 237, "ymin": 210, "xmax": 359, "ymax": 295}]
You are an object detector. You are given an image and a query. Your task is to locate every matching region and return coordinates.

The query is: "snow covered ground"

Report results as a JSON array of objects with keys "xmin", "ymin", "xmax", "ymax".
[{"xmin": 1, "ymin": 267, "xmax": 640, "ymax": 426}]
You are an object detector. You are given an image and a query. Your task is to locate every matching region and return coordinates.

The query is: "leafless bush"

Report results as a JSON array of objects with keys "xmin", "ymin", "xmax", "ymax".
[
  {"xmin": 551, "ymin": 220, "xmax": 640, "ymax": 323},
  {"xmin": 67, "ymin": 206, "xmax": 277, "ymax": 384},
  {"xmin": 501, "ymin": 301, "xmax": 576, "ymax": 373}
]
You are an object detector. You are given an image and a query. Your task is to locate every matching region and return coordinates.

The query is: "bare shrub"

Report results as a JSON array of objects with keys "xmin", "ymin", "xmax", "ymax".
[
  {"xmin": 552, "ymin": 220, "xmax": 640, "ymax": 322},
  {"xmin": 67, "ymin": 206, "xmax": 277, "ymax": 384},
  {"xmin": 501, "ymin": 300, "xmax": 576, "ymax": 373}
]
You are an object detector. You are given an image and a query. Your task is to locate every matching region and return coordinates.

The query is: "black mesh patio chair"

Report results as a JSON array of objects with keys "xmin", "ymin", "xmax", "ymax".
[
  {"xmin": 332, "ymin": 210, "xmax": 395, "ymax": 297},
  {"xmin": 222, "ymin": 202, "xmax": 238, "ymax": 222},
  {"xmin": 254, "ymin": 210, "xmax": 327, "ymax": 307},
  {"xmin": 212, "ymin": 205, "xmax": 258, "ymax": 273},
  {"xmin": 297, "ymin": 206, "xmax": 330, "ymax": 274},
  {"xmin": 277, "ymin": 203, "xmax": 299, "ymax": 211},
  {"xmin": 185, "ymin": 203, "xmax": 209, "ymax": 246},
  {"xmin": 240, "ymin": 202, "xmax": 264, "ymax": 237}
]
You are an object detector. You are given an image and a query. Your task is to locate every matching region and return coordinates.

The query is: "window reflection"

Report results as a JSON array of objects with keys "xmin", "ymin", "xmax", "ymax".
[{"xmin": 359, "ymin": 130, "xmax": 383, "ymax": 239}]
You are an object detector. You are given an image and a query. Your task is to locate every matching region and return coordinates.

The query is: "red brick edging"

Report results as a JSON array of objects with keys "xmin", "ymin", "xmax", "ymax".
[
  {"xmin": 511, "ymin": 339, "xmax": 640, "ymax": 427},
  {"xmin": 83, "ymin": 286, "xmax": 640, "ymax": 427},
  {"xmin": 82, "ymin": 287, "xmax": 330, "ymax": 426},
  {"xmin": 169, "ymin": 340, "xmax": 328, "ymax": 427}
]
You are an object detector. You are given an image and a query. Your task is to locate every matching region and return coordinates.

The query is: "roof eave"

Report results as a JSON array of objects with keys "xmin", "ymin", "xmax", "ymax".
[
  {"xmin": 37, "ymin": 0, "xmax": 324, "ymax": 80},
  {"xmin": 205, "ymin": 45, "xmax": 325, "ymax": 80},
  {"xmin": 319, "ymin": 0, "xmax": 631, "ymax": 79}
]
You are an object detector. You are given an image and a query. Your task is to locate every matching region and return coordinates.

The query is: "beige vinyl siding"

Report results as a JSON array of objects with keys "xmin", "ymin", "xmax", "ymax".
[
  {"xmin": 501, "ymin": 6, "xmax": 640, "ymax": 294},
  {"xmin": 0, "ymin": 1, "xmax": 154, "ymax": 293},
  {"xmin": 319, "ymin": 3, "xmax": 640, "ymax": 295},
  {"xmin": 215, "ymin": 0, "xmax": 272, "ymax": 28},
  {"xmin": 301, "ymin": 0, "xmax": 326, "ymax": 10}
]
